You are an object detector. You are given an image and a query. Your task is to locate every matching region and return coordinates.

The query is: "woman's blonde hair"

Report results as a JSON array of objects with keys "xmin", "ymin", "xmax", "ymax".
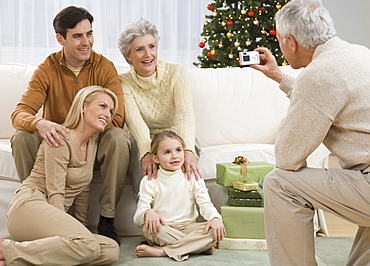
[
  {"xmin": 63, "ymin": 86, "xmax": 118, "ymax": 129},
  {"xmin": 150, "ymin": 130, "xmax": 185, "ymax": 155}
]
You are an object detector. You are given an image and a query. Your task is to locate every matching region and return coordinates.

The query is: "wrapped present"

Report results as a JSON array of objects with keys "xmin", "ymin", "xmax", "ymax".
[
  {"xmin": 228, "ymin": 188, "xmax": 262, "ymax": 199},
  {"xmin": 218, "ymin": 237, "xmax": 267, "ymax": 251},
  {"xmin": 221, "ymin": 204, "xmax": 265, "ymax": 239},
  {"xmin": 228, "ymin": 197, "xmax": 263, "ymax": 207},
  {"xmin": 233, "ymin": 181, "xmax": 259, "ymax": 191},
  {"xmin": 216, "ymin": 156, "xmax": 274, "ymax": 187}
]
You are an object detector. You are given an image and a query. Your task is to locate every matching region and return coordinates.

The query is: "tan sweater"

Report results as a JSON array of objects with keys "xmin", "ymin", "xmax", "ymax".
[
  {"xmin": 119, "ymin": 60, "xmax": 195, "ymax": 158},
  {"xmin": 11, "ymin": 50, "xmax": 124, "ymax": 131},
  {"xmin": 276, "ymin": 37, "xmax": 370, "ymax": 171},
  {"xmin": 19, "ymin": 132, "xmax": 98, "ymax": 224}
]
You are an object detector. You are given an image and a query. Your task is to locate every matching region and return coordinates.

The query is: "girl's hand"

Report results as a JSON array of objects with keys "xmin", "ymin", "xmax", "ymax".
[
  {"xmin": 144, "ymin": 209, "xmax": 165, "ymax": 235},
  {"xmin": 205, "ymin": 217, "xmax": 226, "ymax": 242}
]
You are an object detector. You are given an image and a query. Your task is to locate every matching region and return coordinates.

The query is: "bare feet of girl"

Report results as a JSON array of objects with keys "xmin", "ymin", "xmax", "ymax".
[
  {"xmin": 0, "ymin": 236, "xmax": 6, "ymax": 266},
  {"xmin": 134, "ymin": 244, "xmax": 166, "ymax": 258},
  {"xmin": 201, "ymin": 244, "xmax": 216, "ymax": 255}
]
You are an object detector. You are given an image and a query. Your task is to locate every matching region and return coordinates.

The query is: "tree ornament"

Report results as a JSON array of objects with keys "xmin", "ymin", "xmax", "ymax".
[
  {"xmin": 246, "ymin": 40, "xmax": 252, "ymax": 46},
  {"xmin": 228, "ymin": 53, "xmax": 234, "ymax": 59},
  {"xmin": 234, "ymin": 41, "xmax": 240, "ymax": 47},
  {"xmin": 241, "ymin": 9, "xmax": 247, "ymax": 15},
  {"xmin": 227, "ymin": 31, "xmax": 233, "ymax": 38},
  {"xmin": 222, "ymin": 21, "xmax": 227, "ymax": 26},
  {"xmin": 207, "ymin": 4, "xmax": 213, "ymax": 10},
  {"xmin": 207, "ymin": 51, "xmax": 214, "ymax": 57},
  {"xmin": 258, "ymin": 6, "xmax": 265, "ymax": 11},
  {"xmin": 211, "ymin": 49, "xmax": 216, "ymax": 55},
  {"xmin": 261, "ymin": 29, "xmax": 267, "ymax": 34},
  {"xmin": 212, "ymin": 11, "xmax": 218, "ymax": 17},
  {"xmin": 199, "ymin": 42, "xmax": 205, "ymax": 48},
  {"xmin": 248, "ymin": 11, "xmax": 255, "ymax": 17},
  {"xmin": 276, "ymin": 4, "xmax": 282, "ymax": 9},
  {"xmin": 253, "ymin": 19, "xmax": 259, "ymax": 25},
  {"xmin": 270, "ymin": 29, "xmax": 276, "ymax": 35},
  {"xmin": 282, "ymin": 61, "xmax": 288, "ymax": 66},
  {"xmin": 202, "ymin": 38, "xmax": 207, "ymax": 43},
  {"xmin": 219, "ymin": 43, "xmax": 224, "ymax": 48},
  {"xmin": 204, "ymin": 21, "xmax": 209, "ymax": 26},
  {"xmin": 222, "ymin": 2, "xmax": 227, "ymax": 7},
  {"xmin": 227, "ymin": 20, "xmax": 234, "ymax": 26}
]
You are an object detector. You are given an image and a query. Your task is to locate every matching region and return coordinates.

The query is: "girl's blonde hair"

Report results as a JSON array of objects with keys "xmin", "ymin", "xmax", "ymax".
[
  {"xmin": 150, "ymin": 130, "xmax": 185, "ymax": 155},
  {"xmin": 63, "ymin": 86, "xmax": 118, "ymax": 129}
]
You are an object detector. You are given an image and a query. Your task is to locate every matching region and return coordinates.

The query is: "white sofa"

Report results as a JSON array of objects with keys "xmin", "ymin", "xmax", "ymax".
[{"xmin": 0, "ymin": 63, "xmax": 330, "ymax": 238}]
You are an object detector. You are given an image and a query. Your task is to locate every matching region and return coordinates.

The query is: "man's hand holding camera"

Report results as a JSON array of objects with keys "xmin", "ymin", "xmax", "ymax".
[{"xmin": 250, "ymin": 47, "xmax": 284, "ymax": 83}]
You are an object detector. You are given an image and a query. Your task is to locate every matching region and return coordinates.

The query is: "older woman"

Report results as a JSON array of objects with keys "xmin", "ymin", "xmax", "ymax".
[{"xmin": 118, "ymin": 18, "xmax": 201, "ymax": 194}]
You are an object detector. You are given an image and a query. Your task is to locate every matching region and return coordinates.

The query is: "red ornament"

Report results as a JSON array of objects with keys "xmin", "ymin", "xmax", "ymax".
[
  {"xmin": 248, "ymin": 11, "xmax": 255, "ymax": 17},
  {"xmin": 207, "ymin": 51, "xmax": 214, "ymax": 57},
  {"xmin": 207, "ymin": 4, "xmax": 213, "ymax": 10},
  {"xmin": 199, "ymin": 42, "xmax": 205, "ymax": 48},
  {"xmin": 270, "ymin": 29, "xmax": 276, "ymax": 35},
  {"xmin": 257, "ymin": 6, "xmax": 265, "ymax": 11},
  {"xmin": 227, "ymin": 20, "xmax": 233, "ymax": 26}
]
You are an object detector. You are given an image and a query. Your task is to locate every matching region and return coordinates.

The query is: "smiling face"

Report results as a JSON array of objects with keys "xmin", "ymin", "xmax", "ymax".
[
  {"xmin": 151, "ymin": 137, "xmax": 185, "ymax": 172},
  {"xmin": 82, "ymin": 92, "xmax": 114, "ymax": 133},
  {"xmin": 57, "ymin": 19, "xmax": 93, "ymax": 68},
  {"xmin": 127, "ymin": 34, "xmax": 157, "ymax": 77}
]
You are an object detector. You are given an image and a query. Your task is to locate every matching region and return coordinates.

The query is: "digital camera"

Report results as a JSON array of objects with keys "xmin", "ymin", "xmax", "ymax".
[{"xmin": 239, "ymin": 51, "xmax": 260, "ymax": 66}]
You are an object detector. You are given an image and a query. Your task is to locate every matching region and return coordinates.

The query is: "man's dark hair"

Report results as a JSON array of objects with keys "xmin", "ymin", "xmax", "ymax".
[{"xmin": 53, "ymin": 6, "xmax": 94, "ymax": 39}]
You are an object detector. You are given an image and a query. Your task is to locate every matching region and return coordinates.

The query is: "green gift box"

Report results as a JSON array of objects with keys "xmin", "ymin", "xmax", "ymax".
[
  {"xmin": 216, "ymin": 158, "xmax": 274, "ymax": 187},
  {"xmin": 228, "ymin": 188, "xmax": 262, "ymax": 199},
  {"xmin": 228, "ymin": 198, "xmax": 263, "ymax": 207},
  {"xmin": 221, "ymin": 204, "xmax": 265, "ymax": 239}
]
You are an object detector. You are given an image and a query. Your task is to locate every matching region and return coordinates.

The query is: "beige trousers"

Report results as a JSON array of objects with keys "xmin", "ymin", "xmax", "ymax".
[
  {"xmin": 11, "ymin": 127, "xmax": 130, "ymax": 218},
  {"xmin": 263, "ymin": 167, "xmax": 370, "ymax": 266},
  {"xmin": 143, "ymin": 222, "xmax": 216, "ymax": 261},
  {"xmin": 3, "ymin": 187, "xmax": 119, "ymax": 265}
]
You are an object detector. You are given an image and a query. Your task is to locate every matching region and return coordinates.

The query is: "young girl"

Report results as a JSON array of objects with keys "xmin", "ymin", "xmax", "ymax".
[
  {"xmin": 133, "ymin": 130, "xmax": 226, "ymax": 261},
  {"xmin": 0, "ymin": 86, "xmax": 120, "ymax": 265}
]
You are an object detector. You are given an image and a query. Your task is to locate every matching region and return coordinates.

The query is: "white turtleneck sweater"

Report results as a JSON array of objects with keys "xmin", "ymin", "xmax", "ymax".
[
  {"xmin": 119, "ymin": 60, "xmax": 195, "ymax": 159},
  {"xmin": 133, "ymin": 167, "xmax": 222, "ymax": 227},
  {"xmin": 276, "ymin": 36, "xmax": 370, "ymax": 171}
]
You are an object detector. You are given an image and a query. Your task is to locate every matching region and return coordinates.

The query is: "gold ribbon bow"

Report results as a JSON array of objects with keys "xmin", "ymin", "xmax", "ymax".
[{"xmin": 233, "ymin": 156, "xmax": 250, "ymax": 176}]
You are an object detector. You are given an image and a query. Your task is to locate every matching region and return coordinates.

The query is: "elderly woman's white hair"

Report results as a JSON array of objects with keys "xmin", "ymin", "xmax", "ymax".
[
  {"xmin": 118, "ymin": 18, "xmax": 161, "ymax": 65},
  {"xmin": 275, "ymin": 0, "xmax": 336, "ymax": 51}
]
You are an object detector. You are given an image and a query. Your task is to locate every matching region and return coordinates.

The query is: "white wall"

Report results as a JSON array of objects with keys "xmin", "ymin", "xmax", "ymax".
[{"xmin": 324, "ymin": 0, "xmax": 370, "ymax": 48}]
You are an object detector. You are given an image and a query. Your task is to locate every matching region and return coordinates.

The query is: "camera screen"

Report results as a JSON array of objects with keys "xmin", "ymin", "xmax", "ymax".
[{"xmin": 243, "ymin": 55, "xmax": 250, "ymax": 61}]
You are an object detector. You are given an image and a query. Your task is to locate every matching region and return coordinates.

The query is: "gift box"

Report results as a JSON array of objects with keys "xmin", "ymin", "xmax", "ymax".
[
  {"xmin": 221, "ymin": 204, "xmax": 265, "ymax": 239},
  {"xmin": 218, "ymin": 237, "xmax": 267, "ymax": 251},
  {"xmin": 228, "ymin": 188, "xmax": 262, "ymax": 199},
  {"xmin": 233, "ymin": 181, "xmax": 259, "ymax": 191},
  {"xmin": 216, "ymin": 158, "xmax": 274, "ymax": 187},
  {"xmin": 228, "ymin": 197, "xmax": 263, "ymax": 207}
]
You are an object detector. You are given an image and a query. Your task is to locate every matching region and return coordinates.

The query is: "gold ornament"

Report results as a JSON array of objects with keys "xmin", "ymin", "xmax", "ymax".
[
  {"xmin": 253, "ymin": 19, "xmax": 259, "ymax": 25},
  {"xmin": 282, "ymin": 61, "xmax": 288, "ymax": 66},
  {"xmin": 212, "ymin": 11, "xmax": 218, "ymax": 17},
  {"xmin": 226, "ymin": 31, "xmax": 233, "ymax": 38},
  {"xmin": 241, "ymin": 9, "xmax": 247, "ymax": 15},
  {"xmin": 246, "ymin": 40, "xmax": 252, "ymax": 46},
  {"xmin": 204, "ymin": 21, "xmax": 209, "ymax": 26},
  {"xmin": 222, "ymin": 2, "xmax": 227, "ymax": 7},
  {"xmin": 219, "ymin": 43, "xmax": 224, "ymax": 48},
  {"xmin": 202, "ymin": 38, "xmax": 207, "ymax": 43},
  {"xmin": 211, "ymin": 50, "xmax": 216, "ymax": 55},
  {"xmin": 276, "ymin": 4, "xmax": 282, "ymax": 9},
  {"xmin": 261, "ymin": 29, "xmax": 267, "ymax": 34},
  {"xmin": 222, "ymin": 21, "xmax": 226, "ymax": 26},
  {"xmin": 228, "ymin": 54, "xmax": 234, "ymax": 59},
  {"xmin": 234, "ymin": 41, "xmax": 240, "ymax": 47}
]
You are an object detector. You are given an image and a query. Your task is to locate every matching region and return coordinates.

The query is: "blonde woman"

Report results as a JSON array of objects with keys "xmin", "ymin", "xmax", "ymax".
[{"xmin": 1, "ymin": 86, "xmax": 120, "ymax": 265}]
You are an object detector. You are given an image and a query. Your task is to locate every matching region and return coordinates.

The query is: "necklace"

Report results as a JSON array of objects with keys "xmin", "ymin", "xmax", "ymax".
[{"xmin": 71, "ymin": 132, "xmax": 87, "ymax": 153}]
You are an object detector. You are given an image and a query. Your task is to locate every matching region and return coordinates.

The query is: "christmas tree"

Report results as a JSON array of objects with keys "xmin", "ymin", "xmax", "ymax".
[{"xmin": 194, "ymin": 0, "xmax": 290, "ymax": 68}]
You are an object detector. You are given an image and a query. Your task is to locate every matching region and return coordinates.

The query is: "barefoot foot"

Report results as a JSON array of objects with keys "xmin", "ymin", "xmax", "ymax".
[
  {"xmin": 202, "ymin": 244, "xmax": 216, "ymax": 255},
  {"xmin": 134, "ymin": 244, "xmax": 166, "ymax": 258}
]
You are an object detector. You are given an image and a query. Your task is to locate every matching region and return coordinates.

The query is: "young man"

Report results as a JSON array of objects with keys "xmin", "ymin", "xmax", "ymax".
[
  {"xmin": 10, "ymin": 6, "xmax": 128, "ymax": 245},
  {"xmin": 251, "ymin": 0, "xmax": 370, "ymax": 265}
]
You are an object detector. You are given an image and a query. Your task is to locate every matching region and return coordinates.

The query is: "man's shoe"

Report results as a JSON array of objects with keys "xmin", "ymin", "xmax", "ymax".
[{"xmin": 98, "ymin": 215, "xmax": 120, "ymax": 245}]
